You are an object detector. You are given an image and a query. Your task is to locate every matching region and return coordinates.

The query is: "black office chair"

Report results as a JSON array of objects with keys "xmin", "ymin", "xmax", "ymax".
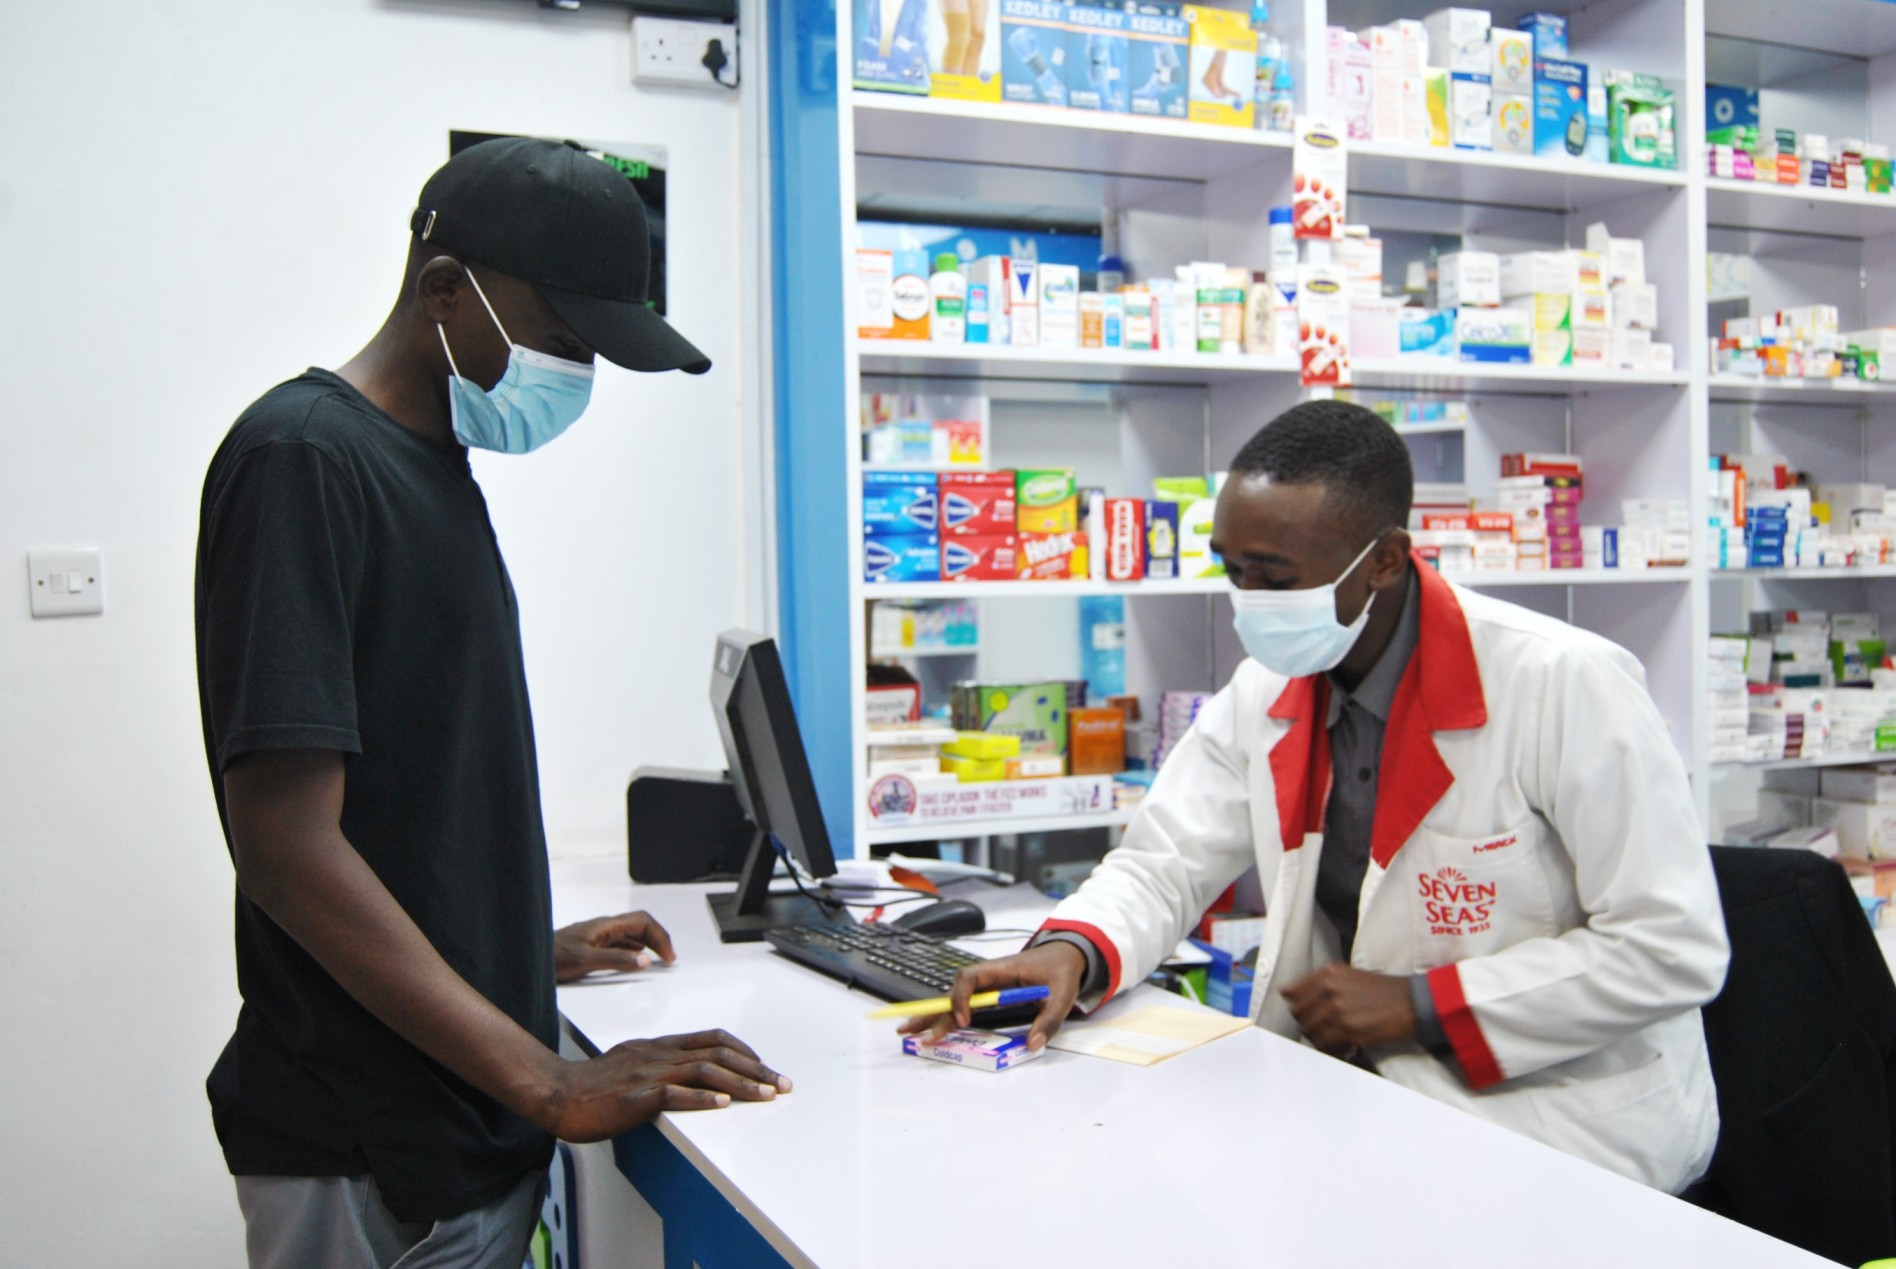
[{"xmin": 1687, "ymin": 846, "xmax": 1896, "ymax": 1266}]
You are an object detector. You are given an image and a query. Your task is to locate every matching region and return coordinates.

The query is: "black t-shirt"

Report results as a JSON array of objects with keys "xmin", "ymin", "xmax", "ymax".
[{"xmin": 195, "ymin": 369, "xmax": 556, "ymax": 1223}]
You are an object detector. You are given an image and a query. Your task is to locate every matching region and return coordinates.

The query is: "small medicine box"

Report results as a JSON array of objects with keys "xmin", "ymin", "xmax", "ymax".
[{"xmin": 902, "ymin": 1028, "xmax": 1045, "ymax": 1072}]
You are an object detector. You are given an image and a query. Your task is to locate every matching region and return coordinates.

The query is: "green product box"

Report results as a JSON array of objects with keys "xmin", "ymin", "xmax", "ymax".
[
  {"xmin": 1605, "ymin": 70, "xmax": 1676, "ymax": 169},
  {"xmin": 1014, "ymin": 468, "xmax": 1078, "ymax": 534},
  {"xmin": 1707, "ymin": 124, "xmax": 1758, "ymax": 150},
  {"xmin": 950, "ymin": 681, "xmax": 1070, "ymax": 760},
  {"xmin": 1879, "ymin": 723, "xmax": 1896, "ymax": 753},
  {"xmin": 1868, "ymin": 157, "xmax": 1894, "ymax": 193}
]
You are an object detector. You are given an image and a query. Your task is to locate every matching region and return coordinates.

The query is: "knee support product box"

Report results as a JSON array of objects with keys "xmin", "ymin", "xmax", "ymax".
[
  {"xmin": 1184, "ymin": 5, "xmax": 1256, "ymax": 128},
  {"xmin": 1001, "ymin": 0, "xmax": 1071, "ymax": 106},
  {"xmin": 864, "ymin": 472, "xmax": 940, "ymax": 535},
  {"xmin": 1067, "ymin": 3, "xmax": 1129, "ymax": 112},
  {"xmin": 1126, "ymin": 2, "xmax": 1189, "ymax": 118},
  {"xmin": 1534, "ymin": 58, "xmax": 1588, "ymax": 158},
  {"xmin": 864, "ymin": 535, "xmax": 942, "ymax": 583},
  {"xmin": 928, "ymin": 0, "xmax": 1003, "ymax": 102},
  {"xmin": 1144, "ymin": 501, "xmax": 1179, "ymax": 579},
  {"xmin": 855, "ymin": 0, "xmax": 932, "ymax": 93},
  {"xmin": 940, "ymin": 471, "xmax": 1018, "ymax": 535}
]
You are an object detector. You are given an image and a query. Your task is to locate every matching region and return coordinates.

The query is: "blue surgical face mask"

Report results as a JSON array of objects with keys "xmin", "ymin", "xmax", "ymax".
[
  {"xmin": 438, "ymin": 269, "xmax": 595, "ymax": 454},
  {"xmin": 1228, "ymin": 534, "xmax": 1383, "ymax": 678}
]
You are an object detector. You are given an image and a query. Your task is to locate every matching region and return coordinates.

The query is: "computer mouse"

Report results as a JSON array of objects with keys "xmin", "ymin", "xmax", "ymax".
[{"xmin": 892, "ymin": 898, "xmax": 987, "ymax": 938}]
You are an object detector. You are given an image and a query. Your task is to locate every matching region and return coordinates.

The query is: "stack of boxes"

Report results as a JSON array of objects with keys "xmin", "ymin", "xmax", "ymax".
[
  {"xmin": 1712, "ymin": 307, "xmax": 1889, "ymax": 383},
  {"xmin": 1322, "ymin": 9, "xmax": 1672, "ymax": 168},
  {"xmin": 1814, "ymin": 766, "xmax": 1896, "ymax": 861},
  {"xmin": 1708, "ymin": 634, "xmax": 1763, "ymax": 764},
  {"xmin": 1711, "ymin": 611, "xmax": 1896, "ymax": 773},
  {"xmin": 1707, "ymin": 126, "xmax": 1895, "ymax": 196},
  {"xmin": 1154, "ymin": 690, "xmax": 1212, "ymax": 770},
  {"xmin": 1707, "ymin": 458, "xmax": 1896, "ymax": 572},
  {"xmin": 1497, "ymin": 452, "xmax": 1584, "ymax": 570},
  {"xmin": 1407, "ymin": 459, "xmax": 1688, "ymax": 575}
]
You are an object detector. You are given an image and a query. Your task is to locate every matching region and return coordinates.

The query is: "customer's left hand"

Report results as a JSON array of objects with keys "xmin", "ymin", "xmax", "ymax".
[
  {"xmin": 554, "ymin": 912, "xmax": 678, "ymax": 983},
  {"xmin": 1281, "ymin": 964, "xmax": 1416, "ymax": 1055}
]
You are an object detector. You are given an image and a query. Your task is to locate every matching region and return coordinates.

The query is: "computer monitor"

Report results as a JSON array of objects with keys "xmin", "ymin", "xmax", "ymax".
[{"xmin": 705, "ymin": 629, "xmax": 841, "ymax": 942}]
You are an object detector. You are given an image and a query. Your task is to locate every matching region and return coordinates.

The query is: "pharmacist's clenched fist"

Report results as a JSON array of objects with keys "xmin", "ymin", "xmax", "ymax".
[
  {"xmin": 542, "ymin": 1029, "xmax": 791, "ymax": 1142},
  {"xmin": 897, "ymin": 941, "xmax": 1087, "ymax": 1052}
]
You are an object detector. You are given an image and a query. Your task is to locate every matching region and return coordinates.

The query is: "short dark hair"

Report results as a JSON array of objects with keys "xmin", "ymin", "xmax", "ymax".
[{"xmin": 1229, "ymin": 400, "xmax": 1413, "ymax": 537}]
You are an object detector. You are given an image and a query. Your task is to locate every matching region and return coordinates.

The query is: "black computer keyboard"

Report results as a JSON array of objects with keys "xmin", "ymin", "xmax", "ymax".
[{"xmin": 765, "ymin": 922, "xmax": 1042, "ymax": 1026}]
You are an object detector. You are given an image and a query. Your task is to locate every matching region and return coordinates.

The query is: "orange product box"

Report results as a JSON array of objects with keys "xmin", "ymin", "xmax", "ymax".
[
  {"xmin": 1069, "ymin": 707, "xmax": 1127, "ymax": 775},
  {"xmin": 1471, "ymin": 511, "xmax": 1514, "ymax": 534},
  {"xmin": 1103, "ymin": 497, "xmax": 1146, "ymax": 581},
  {"xmin": 1018, "ymin": 530, "xmax": 1086, "ymax": 580}
]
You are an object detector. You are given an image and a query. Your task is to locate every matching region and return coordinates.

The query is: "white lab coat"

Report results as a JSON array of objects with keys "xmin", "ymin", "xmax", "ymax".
[{"xmin": 1043, "ymin": 560, "xmax": 1729, "ymax": 1193}]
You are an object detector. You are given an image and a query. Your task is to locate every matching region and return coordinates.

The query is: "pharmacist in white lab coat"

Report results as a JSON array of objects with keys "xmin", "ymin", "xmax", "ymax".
[{"xmin": 906, "ymin": 401, "xmax": 1730, "ymax": 1194}]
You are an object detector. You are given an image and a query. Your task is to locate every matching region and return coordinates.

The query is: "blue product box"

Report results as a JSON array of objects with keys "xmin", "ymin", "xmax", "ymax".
[
  {"xmin": 1125, "ymin": 1, "xmax": 1188, "ymax": 119},
  {"xmin": 1399, "ymin": 309, "xmax": 1455, "ymax": 358},
  {"xmin": 1534, "ymin": 58, "xmax": 1588, "ymax": 159},
  {"xmin": 1190, "ymin": 938, "xmax": 1254, "ymax": 1017},
  {"xmin": 863, "ymin": 472, "xmax": 940, "ymax": 536},
  {"xmin": 1517, "ymin": 11, "xmax": 1567, "ymax": 60},
  {"xmin": 864, "ymin": 535, "xmax": 942, "ymax": 583},
  {"xmin": 853, "ymin": 0, "xmax": 931, "ymax": 94},
  {"xmin": 1067, "ymin": 3, "xmax": 1129, "ymax": 113},
  {"xmin": 1002, "ymin": 0, "xmax": 1071, "ymax": 106},
  {"xmin": 1144, "ymin": 500, "xmax": 1179, "ymax": 579},
  {"xmin": 1705, "ymin": 83, "xmax": 1759, "ymax": 131}
]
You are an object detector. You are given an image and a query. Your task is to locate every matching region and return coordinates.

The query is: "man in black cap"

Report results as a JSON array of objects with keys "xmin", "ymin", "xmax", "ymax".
[{"xmin": 196, "ymin": 137, "xmax": 786, "ymax": 1267}]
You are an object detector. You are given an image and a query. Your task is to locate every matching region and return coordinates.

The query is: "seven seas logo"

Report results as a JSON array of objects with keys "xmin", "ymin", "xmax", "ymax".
[{"xmin": 1418, "ymin": 866, "xmax": 1495, "ymax": 936}]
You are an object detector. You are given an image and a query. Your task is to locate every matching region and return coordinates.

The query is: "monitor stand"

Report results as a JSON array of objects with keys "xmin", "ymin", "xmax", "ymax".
[{"xmin": 705, "ymin": 828, "xmax": 836, "ymax": 943}]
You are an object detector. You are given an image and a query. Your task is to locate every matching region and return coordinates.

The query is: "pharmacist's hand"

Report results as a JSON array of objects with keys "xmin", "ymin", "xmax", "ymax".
[
  {"xmin": 897, "ymin": 941, "xmax": 1087, "ymax": 1052},
  {"xmin": 1280, "ymin": 964, "xmax": 1417, "ymax": 1056},
  {"xmin": 546, "ymin": 1030, "xmax": 791, "ymax": 1142},
  {"xmin": 554, "ymin": 912, "xmax": 678, "ymax": 984}
]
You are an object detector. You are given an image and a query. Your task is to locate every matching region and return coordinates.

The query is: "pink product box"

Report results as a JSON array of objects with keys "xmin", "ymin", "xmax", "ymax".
[{"xmin": 1545, "ymin": 503, "xmax": 1583, "ymax": 525}]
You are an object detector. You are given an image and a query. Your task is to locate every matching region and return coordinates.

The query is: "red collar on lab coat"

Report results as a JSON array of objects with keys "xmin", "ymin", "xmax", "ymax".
[{"xmin": 1266, "ymin": 555, "xmax": 1488, "ymax": 862}]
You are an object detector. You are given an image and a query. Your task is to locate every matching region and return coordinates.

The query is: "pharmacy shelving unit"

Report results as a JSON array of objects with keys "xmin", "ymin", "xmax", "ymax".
[
  {"xmin": 1699, "ymin": 0, "xmax": 1896, "ymax": 829},
  {"xmin": 764, "ymin": 0, "xmax": 1896, "ymax": 858}
]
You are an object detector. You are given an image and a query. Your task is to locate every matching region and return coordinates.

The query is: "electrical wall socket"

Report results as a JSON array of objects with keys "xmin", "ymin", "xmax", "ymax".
[{"xmin": 631, "ymin": 16, "xmax": 730, "ymax": 88}]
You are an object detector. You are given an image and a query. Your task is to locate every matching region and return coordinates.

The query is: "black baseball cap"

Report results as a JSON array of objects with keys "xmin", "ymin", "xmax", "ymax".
[{"xmin": 409, "ymin": 137, "xmax": 710, "ymax": 375}]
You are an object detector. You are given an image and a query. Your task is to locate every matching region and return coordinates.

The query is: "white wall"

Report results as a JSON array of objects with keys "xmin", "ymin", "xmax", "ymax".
[{"xmin": 0, "ymin": 2, "xmax": 759, "ymax": 1261}]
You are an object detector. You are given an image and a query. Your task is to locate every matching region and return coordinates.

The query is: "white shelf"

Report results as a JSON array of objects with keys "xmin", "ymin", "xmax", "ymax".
[
  {"xmin": 1705, "ymin": 0, "xmax": 1896, "ymax": 60},
  {"xmin": 1707, "ymin": 373, "xmax": 1896, "ymax": 405},
  {"xmin": 865, "ymin": 807, "xmax": 1135, "ymax": 847},
  {"xmin": 851, "ymin": 94, "xmax": 1684, "ymax": 211},
  {"xmin": 866, "ymin": 576, "xmax": 1229, "ymax": 600},
  {"xmin": 1705, "ymin": 177, "xmax": 1896, "ymax": 240},
  {"xmin": 1713, "ymin": 751, "xmax": 1896, "ymax": 774},
  {"xmin": 870, "ymin": 645, "xmax": 980, "ymax": 658},
  {"xmin": 857, "ymin": 340, "xmax": 1295, "ymax": 385},
  {"xmin": 1393, "ymin": 421, "xmax": 1468, "ymax": 435},
  {"xmin": 1712, "ymin": 565, "xmax": 1896, "ymax": 580},
  {"xmin": 1450, "ymin": 568, "xmax": 1691, "ymax": 587},
  {"xmin": 1350, "ymin": 359, "xmax": 1689, "ymax": 393},
  {"xmin": 1347, "ymin": 140, "xmax": 1686, "ymax": 211}
]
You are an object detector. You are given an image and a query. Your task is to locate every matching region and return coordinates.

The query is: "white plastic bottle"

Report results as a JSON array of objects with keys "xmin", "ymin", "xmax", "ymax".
[
  {"xmin": 1252, "ymin": 3, "xmax": 1282, "ymax": 132},
  {"xmin": 929, "ymin": 253, "xmax": 966, "ymax": 344}
]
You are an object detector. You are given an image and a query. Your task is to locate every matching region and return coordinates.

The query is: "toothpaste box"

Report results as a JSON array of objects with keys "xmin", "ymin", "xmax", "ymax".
[
  {"xmin": 941, "ymin": 534, "xmax": 1020, "ymax": 581},
  {"xmin": 903, "ymin": 1027, "xmax": 1046, "ymax": 1071},
  {"xmin": 939, "ymin": 471, "xmax": 1019, "ymax": 535},
  {"xmin": 1535, "ymin": 58, "xmax": 1589, "ymax": 158},
  {"xmin": 1001, "ymin": 0, "xmax": 1072, "ymax": 106},
  {"xmin": 1016, "ymin": 468, "xmax": 1080, "ymax": 533},
  {"xmin": 864, "ymin": 534, "xmax": 942, "ymax": 583},
  {"xmin": 1145, "ymin": 500, "xmax": 1179, "ymax": 579},
  {"xmin": 853, "ymin": 0, "xmax": 931, "ymax": 94},
  {"xmin": 1018, "ymin": 529, "xmax": 1086, "ymax": 579},
  {"xmin": 1126, "ymin": 2, "xmax": 1189, "ymax": 119},
  {"xmin": 863, "ymin": 471, "xmax": 940, "ymax": 535},
  {"xmin": 1067, "ymin": 2, "xmax": 1129, "ymax": 113},
  {"xmin": 1185, "ymin": 4, "xmax": 1256, "ymax": 128},
  {"xmin": 1103, "ymin": 496, "xmax": 1147, "ymax": 580}
]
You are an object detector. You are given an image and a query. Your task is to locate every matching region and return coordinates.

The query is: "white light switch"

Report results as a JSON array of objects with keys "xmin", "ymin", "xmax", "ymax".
[{"xmin": 27, "ymin": 548, "xmax": 104, "ymax": 618}]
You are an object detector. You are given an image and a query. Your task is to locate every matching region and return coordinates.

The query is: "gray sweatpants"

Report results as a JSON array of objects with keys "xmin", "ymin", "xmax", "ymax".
[{"xmin": 235, "ymin": 1169, "xmax": 542, "ymax": 1269}]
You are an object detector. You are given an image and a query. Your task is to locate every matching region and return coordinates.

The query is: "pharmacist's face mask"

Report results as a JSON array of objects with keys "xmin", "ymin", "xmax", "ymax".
[
  {"xmin": 438, "ymin": 269, "xmax": 595, "ymax": 454},
  {"xmin": 1228, "ymin": 534, "xmax": 1383, "ymax": 678}
]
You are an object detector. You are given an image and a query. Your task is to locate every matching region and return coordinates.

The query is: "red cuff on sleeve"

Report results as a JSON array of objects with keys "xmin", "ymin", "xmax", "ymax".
[
  {"xmin": 1038, "ymin": 918, "xmax": 1123, "ymax": 1004},
  {"xmin": 1427, "ymin": 964, "xmax": 1505, "ymax": 1091}
]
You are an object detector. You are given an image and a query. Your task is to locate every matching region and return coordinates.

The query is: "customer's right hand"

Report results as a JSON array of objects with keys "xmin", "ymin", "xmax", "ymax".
[
  {"xmin": 546, "ymin": 1029, "xmax": 791, "ymax": 1142},
  {"xmin": 897, "ymin": 941, "xmax": 1088, "ymax": 1052}
]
